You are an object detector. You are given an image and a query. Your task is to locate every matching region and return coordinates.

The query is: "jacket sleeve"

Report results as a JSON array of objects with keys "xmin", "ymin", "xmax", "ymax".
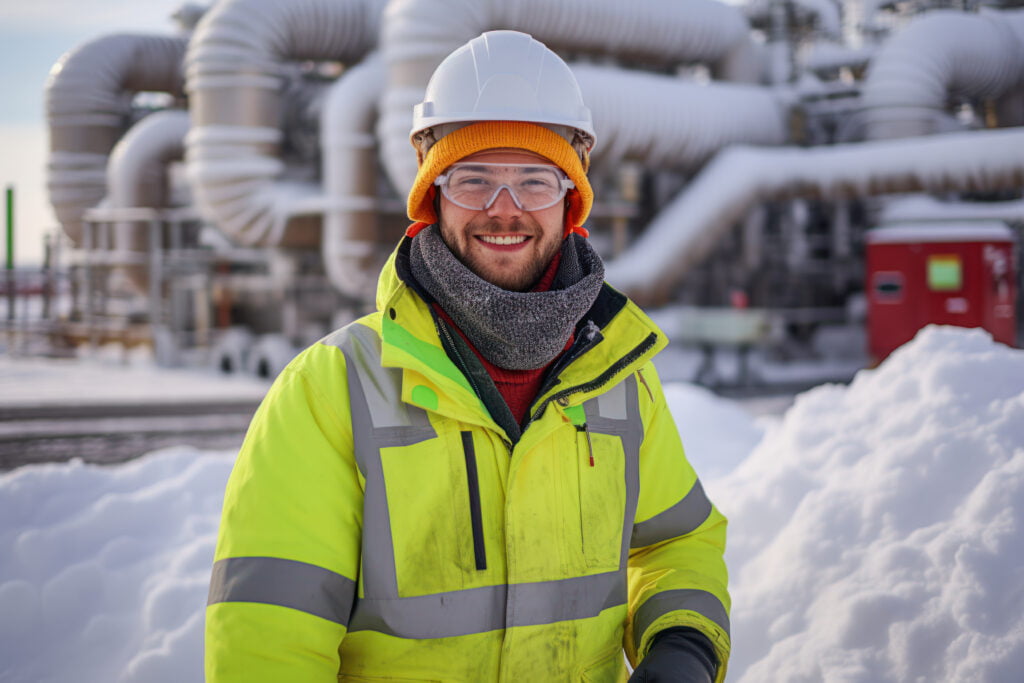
[
  {"xmin": 205, "ymin": 345, "xmax": 363, "ymax": 682},
  {"xmin": 625, "ymin": 362, "xmax": 731, "ymax": 682}
]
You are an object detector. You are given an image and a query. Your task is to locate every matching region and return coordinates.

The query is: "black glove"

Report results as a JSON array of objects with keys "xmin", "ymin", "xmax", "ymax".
[{"xmin": 628, "ymin": 627, "xmax": 718, "ymax": 683}]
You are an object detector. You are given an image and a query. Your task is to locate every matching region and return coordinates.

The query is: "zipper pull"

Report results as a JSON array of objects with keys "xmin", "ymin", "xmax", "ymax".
[{"xmin": 576, "ymin": 423, "xmax": 595, "ymax": 467}]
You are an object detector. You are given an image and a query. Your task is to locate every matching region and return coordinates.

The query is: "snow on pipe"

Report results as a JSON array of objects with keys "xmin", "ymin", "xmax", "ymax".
[
  {"xmin": 881, "ymin": 194, "xmax": 1024, "ymax": 223},
  {"xmin": 572, "ymin": 65, "xmax": 788, "ymax": 170},
  {"xmin": 183, "ymin": 0, "xmax": 386, "ymax": 248},
  {"xmin": 378, "ymin": 0, "xmax": 761, "ymax": 195},
  {"xmin": 320, "ymin": 52, "xmax": 386, "ymax": 299},
  {"xmin": 106, "ymin": 109, "xmax": 191, "ymax": 294},
  {"xmin": 863, "ymin": 9, "xmax": 1024, "ymax": 140},
  {"xmin": 45, "ymin": 34, "xmax": 188, "ymax": 246},
  {"xmin": 605, "ymin": 127, "xmax": 1024, "ymax": 306}
]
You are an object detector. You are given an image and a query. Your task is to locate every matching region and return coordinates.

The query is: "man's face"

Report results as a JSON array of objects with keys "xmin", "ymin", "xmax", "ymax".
[{"xmin": 437, "ymin": 148, "xmax": 566, "ymax": 292}]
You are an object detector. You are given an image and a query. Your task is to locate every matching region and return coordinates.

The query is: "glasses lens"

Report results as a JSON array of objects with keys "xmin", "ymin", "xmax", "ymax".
[{"xmin": 442, "ymin": 163, "xmax": 567, "ymax": 211}]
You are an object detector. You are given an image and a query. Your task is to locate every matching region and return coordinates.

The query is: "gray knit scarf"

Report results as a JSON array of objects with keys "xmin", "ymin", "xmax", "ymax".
[{"xmin": 409, "ymin": 224, "xmax": 605, "ymax": 370}]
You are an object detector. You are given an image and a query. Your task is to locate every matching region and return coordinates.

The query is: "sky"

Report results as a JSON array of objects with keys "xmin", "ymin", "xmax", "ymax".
[
  {"xmin": 0, "ymin": 0, "xmax": 191, "ymax": 266},
  {"xmin": 1, "ymin": 324, "xmax": 1022, "ymax": 681}
]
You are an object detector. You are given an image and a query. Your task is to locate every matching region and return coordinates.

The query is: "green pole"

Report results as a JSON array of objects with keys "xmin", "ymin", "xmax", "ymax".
[
  {"xmin": 6, "ymin": 185, "xmax": 13, "ymax": 322},
  {"xmin": 4, "ymin": 185, "xmax": 11, "ymax": 270}
]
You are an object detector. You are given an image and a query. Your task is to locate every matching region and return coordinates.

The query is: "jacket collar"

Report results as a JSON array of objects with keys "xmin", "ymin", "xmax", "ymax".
[{"xmin": 375, "ymin": 236, "xmax": 667, "ymax": 430}]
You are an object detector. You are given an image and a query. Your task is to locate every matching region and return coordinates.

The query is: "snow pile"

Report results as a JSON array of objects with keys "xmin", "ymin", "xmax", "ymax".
[
  {"xmin": 0, "ymin": 448, "xmax": 235, "ymax": 682},
  {"xmin": 664, "ymin": 381, "xmax": 768, "ymax": 480},
  {"xmin": 724, "ymin": 326, "xmax": 1024, "ymax": 682}
]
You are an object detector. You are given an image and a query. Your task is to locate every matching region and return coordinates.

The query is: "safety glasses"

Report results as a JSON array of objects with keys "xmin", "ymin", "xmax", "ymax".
[{"xmin": 434, "ymin": 162, "xmax": 575, "ymax": 212}]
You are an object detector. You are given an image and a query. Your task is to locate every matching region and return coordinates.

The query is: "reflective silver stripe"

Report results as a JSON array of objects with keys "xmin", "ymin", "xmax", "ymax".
[
  {"xmin": 630, "ymin": 479, "xmax": 713, "ymax": 548},
  {"xmin": 348, "ymin": 570, "xmax": 625, "ymax": 639},
  {"xmin": 327, "ymin": 323, "xmax": 436, "ymax": 601},
  {"xmin": 633, "ymin": 588, "xmax": 731, "ymax": 653},
  {"xmin": 327, "ymin": 323, "xmax": 435, "ymax": 436},
  {"xmin": 208, "ymin": 556, "xmax": 356, "ymax": 626},
  {"xmin": 583, "ymin": 375, "xmax": 643, "ymax": 570},
  {"xmin": 596, "ymin": 381, "xmax": 627, "ymax": 419}
]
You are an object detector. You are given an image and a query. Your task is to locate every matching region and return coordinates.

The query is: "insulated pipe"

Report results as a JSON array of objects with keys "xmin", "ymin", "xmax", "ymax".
[
  {"xmin": 107, "ymin": 109, "xmax": 191, "ymax": 294},
  {"xmin": 379, "ymin": 0, "xmax": 761, "ymax": 194},
  {"xmin": 605, "ymin": 127, "xmax": 1024, "ymax": 305},
  {"xmin": 184, "ymin": 0, "xmax": 386, "ymax": 248},
  {"xmin": 863, "ymin": 9, "xmax": 1024, "ymax": 140},
  {"xmin": 321, "ymin": 52, "xmax": 386, "ymax": 300},
  {"xmin": 572, "ymin": 65, "xmax": 788, "ymax": 170},
  {"xmin": 45, "ymin": 34, "xmax": 187, "ymax": 246}
]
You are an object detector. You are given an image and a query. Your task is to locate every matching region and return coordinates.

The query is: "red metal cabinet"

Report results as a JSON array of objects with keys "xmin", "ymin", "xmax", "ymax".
[{"xmin": 866, "ymin": 222, "xmax": 1017, "ymax": 363}]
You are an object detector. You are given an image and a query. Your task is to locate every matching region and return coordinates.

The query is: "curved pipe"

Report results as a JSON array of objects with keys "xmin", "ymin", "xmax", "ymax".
[
  {"xmin": 606, "ymin": 127, "xmax": 1024, "ymax": 305},
  {"xmin": 183, "ymin": 0, "xmax": 385, "ymax": 247},
  {"xmin": 106, "ymin": 109, "xmax": 191, "ymax": 294},
  {"xmin": 863, "ymin": 9, "xmax": 1024, "ymax": 140},
  {"xmin": 45, "ymin": 33, "xmax": 187, "ymax": 245},
  {"xmin": 321, "ymin": 52, "xmax": 386, "ymax": 299},
  {"xmin": 378, "ymin": 0, "xmax": 761, "ymax": 194},
  {"xmin": 573, "ymin": 64, "xmax": 788, "ymax": 170}
]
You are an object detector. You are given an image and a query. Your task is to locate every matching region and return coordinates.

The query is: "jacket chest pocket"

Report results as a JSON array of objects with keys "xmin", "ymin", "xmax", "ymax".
[{"xmin": 575, "ymin": 426, "xmax": 627, "ymax": 570}]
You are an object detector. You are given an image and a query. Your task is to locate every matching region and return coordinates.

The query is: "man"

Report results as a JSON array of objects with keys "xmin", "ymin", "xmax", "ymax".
[{"xmin": 206, "ymin": 30, "xmax": 729, "ymax": 682}]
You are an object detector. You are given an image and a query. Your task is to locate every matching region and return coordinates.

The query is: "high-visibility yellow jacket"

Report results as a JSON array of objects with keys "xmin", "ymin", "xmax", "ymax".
[{"xmin": 206, "ymin": 239, "xmax": 730, "ymax": 682}]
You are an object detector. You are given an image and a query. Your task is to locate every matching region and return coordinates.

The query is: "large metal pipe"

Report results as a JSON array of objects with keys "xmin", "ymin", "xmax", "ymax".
[
  {"xmin": 863, "ymin": 9, "xmax": 1024, "ymax": 140},
  {"xmin": 572, "ymin": 64, "xmax": 788, "ymax": 171},
  {"xmin": 606, "ymin": 127, "xmax": 1024, "ymax": 305},
  {"xmin": 184, "ymin": 0, "xmax": 386, "ymax": 248},
  {"xmin": 106, "ymin": 109, "xmax": 191, "ymax": 294},
  {"xmin": 45, "ymin": 34, "xmax": 188, "ymax": 246},
  {"xmin": 320, "ymin": 52, "xmax": 386, "ymax": 300}
]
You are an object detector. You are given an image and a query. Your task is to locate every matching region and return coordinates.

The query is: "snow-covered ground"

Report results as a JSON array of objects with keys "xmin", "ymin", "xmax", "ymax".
[
  {"xmin": 1, "ymin": 325, "xmax": 1022, "ymax": 682},
  {"xmin": 0, "ymin": 350, "xmax": 271, "ymax": 408}
]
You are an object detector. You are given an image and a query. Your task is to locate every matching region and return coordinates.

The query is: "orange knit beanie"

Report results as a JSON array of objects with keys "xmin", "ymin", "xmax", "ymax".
[{"xmin": 406, "ymin": 121, "xmax": 592, "ymax": 239}]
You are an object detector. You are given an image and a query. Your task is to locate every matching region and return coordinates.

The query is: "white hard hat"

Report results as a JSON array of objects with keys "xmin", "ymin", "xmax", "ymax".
[{"xmin": 411, "ymin": 30, "xmax": 596, "ymax": 149}]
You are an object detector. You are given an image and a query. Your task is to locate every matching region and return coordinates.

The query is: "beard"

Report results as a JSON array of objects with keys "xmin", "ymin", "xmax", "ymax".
[{"xmin": 439, "ymin": 217, "xmax": 563, "ymax": 292}]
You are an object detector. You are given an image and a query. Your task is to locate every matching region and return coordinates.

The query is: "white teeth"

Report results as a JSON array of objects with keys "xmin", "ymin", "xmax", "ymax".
[{"xmin": 479, "ymin": 235, "xmax": 528, "ymax": 245}]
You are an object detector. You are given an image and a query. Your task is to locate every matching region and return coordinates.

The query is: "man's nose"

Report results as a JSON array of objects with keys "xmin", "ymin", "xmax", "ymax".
[{"xmin": 484, "ymin": 186, "xmax": 523, "ymax": 218}]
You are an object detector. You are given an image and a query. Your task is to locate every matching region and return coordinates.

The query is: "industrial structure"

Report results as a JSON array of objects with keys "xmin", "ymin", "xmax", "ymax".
[{"xmin": 34, "ymin": 0, "xmax": 1024, "ymax": 379}]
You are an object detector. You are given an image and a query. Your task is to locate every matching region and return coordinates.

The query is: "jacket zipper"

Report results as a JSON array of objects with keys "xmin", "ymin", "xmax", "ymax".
[
  {"xmin": 527, "ymin": 331, "xmax": 659, "ymax": 427},
  {"xmin": 461, "ymin": 431, "xmax": 487, "ymax": 571}
]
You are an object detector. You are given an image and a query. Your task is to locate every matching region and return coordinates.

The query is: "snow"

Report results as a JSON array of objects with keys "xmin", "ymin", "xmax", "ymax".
[
  {"xmin": 722, "ymin": 325, "xmax": 1024, "ymax": 682},
  {"xmin": 0, "ymin": 447, "xmax": 233, "ymax": 682},
  {"xmin": 0, "ymin": 351, "xmax": 271, "ymax": 407},
  {"xmin": 1, "ymin": 325, "xmax": 1023, "ymax": 681}
]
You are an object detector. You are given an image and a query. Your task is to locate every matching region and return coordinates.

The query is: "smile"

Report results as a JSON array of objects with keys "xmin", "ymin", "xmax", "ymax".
[{"xmin": 478, "ymin": 235, "xmax": 529, "ymax": 246}]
